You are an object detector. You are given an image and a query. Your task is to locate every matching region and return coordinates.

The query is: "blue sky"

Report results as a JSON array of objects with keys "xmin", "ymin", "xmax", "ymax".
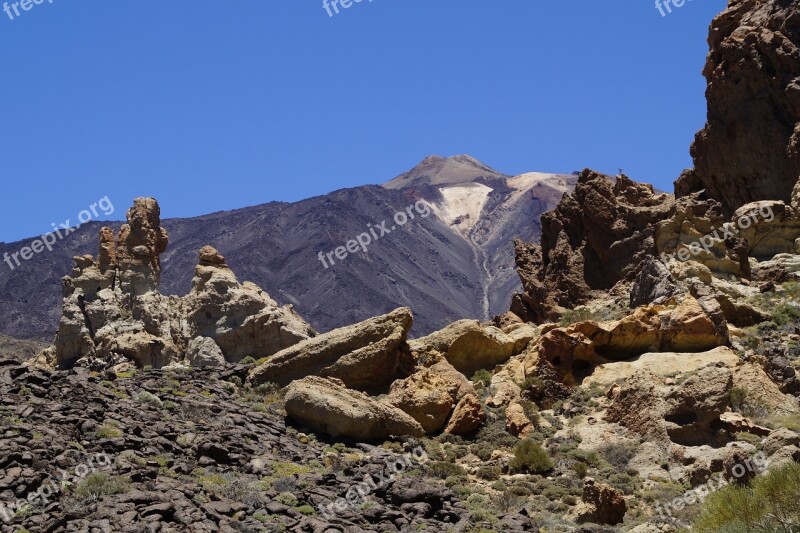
[{"xmin": 0, "ymin": 0, "xmax": 727, "ymax": 242}]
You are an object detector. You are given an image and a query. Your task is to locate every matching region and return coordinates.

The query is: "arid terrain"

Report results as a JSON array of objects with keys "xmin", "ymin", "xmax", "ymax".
[{"xmin": 2, "ymin": 0, "xmax": 800, "ymax": 532}]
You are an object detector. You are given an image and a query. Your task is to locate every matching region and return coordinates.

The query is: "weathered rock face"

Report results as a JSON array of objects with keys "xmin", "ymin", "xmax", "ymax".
[
  {"xmin": 248, "ymin": 308, "xmax": 414, "ymax": 393},
  {"xmin": 283, "ymin": 376, "xmax": 425, "ymax": 442},
  {"xmin": 183, "ymin": 246, "xmax": 314, "ymax": 362},
  {"xmin": 568, "ymin": 478, "xmax": 627, "ymax": 526},
  {"xmin": 532, "ymin": 296, "xmax": 729, "ymax": 386},
  {"xmin": 512, "ymin": 170, "xmax": 676, "ymax": 322},
  {"xmin": 655, "ymin": 192, "xmax": 751, "ymax": 279},
  {"xmin": 35, "ymin": 199, "xmax": 313, "ymax": 370},
  {"xmin": 605, "ymin": 366, "xmax": 733, "ymax": 447},
  {"xmin": 675, "ymin": 0, "xmax": 800, "ymax": 214},
  {"xmin": 116, "ymin": 198, "xmax": 170, "ymax": 297},
  {"xmin": 408, "ymin": 320, "xmax": 517, "ymax": 376},
  {"xmin": 629, "ymin": 257, "xmax": 677, "ymax": 308},
  {"xmin": 444, "ymin": 393, "xmax": 485, "ymax": 435},
  {"xmin": 386, "ymin": 358, "xmax": 474, "ymax": 434}
]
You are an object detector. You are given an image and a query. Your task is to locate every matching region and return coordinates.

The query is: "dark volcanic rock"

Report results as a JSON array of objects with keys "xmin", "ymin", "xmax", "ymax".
[
  {"xmin": 676, "ymin": 0, "xmax": 800, "ymax": 214},
  {"xmin": 512, "ymin": 170, "xmax": 675, "ymax": 322},
  {"xmin": 0, "ymin": 359, "xmax": 479, "ymax": 532}
]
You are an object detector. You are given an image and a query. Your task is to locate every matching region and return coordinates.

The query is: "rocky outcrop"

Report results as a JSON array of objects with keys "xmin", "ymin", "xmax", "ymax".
[
  {"xmin": 675, "ymin": 0, "xmax": 800, "ymax": 215},
  {"xmin": 655, "ymin": 192, "xmax": 751, "ymax": 279},
  {"xmin": 248, "ymin": 308, "xmax": 413, "ymax": 393},
  {"xmin": 568, "ymin": 478, "xmax": 627, "ymax": 526},
  {"xmin": 409, "ymin": 320, "xmax": 516, "ymax": 376},
  {"xmin": 444, "ymin": 393, "xmax": 484, "ymax": 435},
  {"xmin": 183, "ymin": 246, "xmax": 314, "ymax": 362},
  {"xmin": 283, "ymin": 376, "xmax": 425, "ymax": 442},
  {"xmin": 185, "ymin": 337, "xmax": 226, "ymax": 368},
  {"xmin": 34, "ymin": 199, "xmax": 313, "ymax": 370},
  {"xmin": 532, "ymin": 296, "xmax": 729, "ymax": 385},
  {"xmin": 605, "ymin": 366, "xmax": 733, "ymax": 446},
  {"xmin": 629, "ymin": 257, "xmax": 676, "ymax": 308},
  {"xmin": 385, "ymin": 358, "xmax": 475, "ymax": 434},
  {"xmin": 512, "ymin": 170, "xmax": 676, "ymax": 322}
]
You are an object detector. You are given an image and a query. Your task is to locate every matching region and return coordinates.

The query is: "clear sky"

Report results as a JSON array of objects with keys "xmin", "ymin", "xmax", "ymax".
[{"xmin": 0, "ymin": 0, "xmax": 728, "ymax": 242}]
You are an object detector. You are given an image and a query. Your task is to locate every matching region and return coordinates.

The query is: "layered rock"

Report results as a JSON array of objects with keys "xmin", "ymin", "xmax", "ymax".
[
  {"xmin": 655, "ymin": 192, "xmax": 751, "ymax": 279},
  {"xmin": 530, "ymin": 296, "xmax": 729, "ymax": 386},
  {"xmin": 248, "ymin": 308, "xmax": 413, "ymax": 393},
  {"xmin": 512, "ymin": 170, "xmax": 675, "ymax": 322},
  {"xmin": 283, "ymin": 376, "xmax": 425, "ymax": 442},
  {"xmin": 675, "ymin": 0, "xmax": 800, "ymax": 214},
  {"xmin": 35, "ymin": 199, "xmax": 313, "ymax": 370}
]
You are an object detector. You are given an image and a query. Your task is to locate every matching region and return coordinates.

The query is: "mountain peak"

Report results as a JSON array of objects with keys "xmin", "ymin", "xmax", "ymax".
[{"xmin": 384, "ymin": 154, "xmax": 508, "ymax": 190}]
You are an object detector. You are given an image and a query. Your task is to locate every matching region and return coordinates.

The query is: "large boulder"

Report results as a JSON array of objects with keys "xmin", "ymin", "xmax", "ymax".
[
  {"xmin": 283, "ymin": 376, "xmax": 424, "ymax": 442},
  {"xmin": 568, "ymin": 478, "xmax": 627, "ymax": 526},
  {"xmin": 385, "ymin": 358, "xmax": 474, "ymax": 434},
  {"xmin": 444, "ymin": 393, "xmax": 485, "ymax": 435},
  {"xmin": 185, "ymin": 337, "xmax": 226, "ymax": 368},
  {"xmin": 248, "ymin": 308, "xmax": 414, "ymax": 393},
  {"xmin": 675, "ymin": 0, "xmax": 800, "ymax": 215},
  {"xmin": 409, "ymin": 320, "xmax": 515, "ymax": 375}
]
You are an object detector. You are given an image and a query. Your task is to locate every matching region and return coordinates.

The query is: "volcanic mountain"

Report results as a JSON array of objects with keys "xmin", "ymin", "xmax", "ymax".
[{"xmin": 0, "ymin": 155, "xmax": 575, "ymax": 340}]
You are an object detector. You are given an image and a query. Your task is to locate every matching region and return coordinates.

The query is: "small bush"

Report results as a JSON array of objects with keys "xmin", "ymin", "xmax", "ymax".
[
  {"xmin": 597, "ymin": 441, "xmax": 638, "ymax": 469},
  {"xmin": 476, "ymin": 466, "xmax": 501, "ymax": 481},
  {"xmin": 136, "ymin": 391, "xmax": 163, "ymax": 408},
  {"xmin": 427, "ymin": 461, "xmax": 467, "ymax": 480},
  {"xmin": 275, "ymin": 492, "xmax": 298, "ymax": 507},
  {"xmin": 572, "ymin": 462, "xmax": 589, "ymax": 478},
  {"xmin": 73, "ymin": 473, "xmax": 131, "ymax": 500},
  {"xmin": 240, "ymin": 356, "xmax": 257, "ymax": 365},
  {"xmin": 471, "ymin": 441, "xmax": 495, "ymax": 461},
  {"xmin": 96, "ymin": 423, "xmax": 122, "ymax": 439},
  {"xmin": 472, "ymin": 369, "xmax": 493, "ymax": 387},
  {"xmin": 510, "ymin": 440, "xmax": 554, "ymax": 474}
]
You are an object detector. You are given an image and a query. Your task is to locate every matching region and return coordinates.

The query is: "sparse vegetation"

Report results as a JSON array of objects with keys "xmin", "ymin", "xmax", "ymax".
[
  {"xmin": 510, "ymin": 439, "xmax": 554, "ymax": 474},
  {"xmin": 73, "ymin": 473, "xmax": 131, "ymax": 501},
  {"xmin": 693, "ymin": 461, "xmax": 800, "ymax": 532}
]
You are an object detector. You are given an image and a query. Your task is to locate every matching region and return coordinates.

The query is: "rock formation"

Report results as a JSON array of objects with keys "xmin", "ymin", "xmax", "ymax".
[
  {"xmin": 675, "ymin": 0, "xmax": 800, "ymax": 214},
  {"xmin": 247, "ymin": 307, "xmax": 414, "ymax": 393},
  {"xmin": 511, "ymin": 170, "xmax": 675, "ymax": 322},
  {"xmin": 283, "ymin": 376, "xmax": 425, "ymax": 442},
  {"xmin": 35, "ymin": 198, "xmax": 313, "ymax": 370},
  {"xmin": 605, "ymin": 365, "xmax": 734, "ymax": 447}
]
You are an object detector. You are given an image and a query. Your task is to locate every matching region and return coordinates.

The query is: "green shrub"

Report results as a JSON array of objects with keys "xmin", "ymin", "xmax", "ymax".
[
  {"xmin": 240, "ymin": 356, "xmax": 256, "ymax": 365},
  {"xmin": 472, "ymin": 369, "xmax": 493, "ymax": 387},
  {"xmin": 73, "ymin": 473, "xmax": 131, "ymax": 500},
  {"xmin": 596, "ymin": 441, "xmax": 638, "ymax": 469},
  {"xmin": 510, "ymin": 440, "xmax": 554, "ymax": 474},
  {"xmin": 471, "ymin": 441, "xmax": 495, "ymax": 462},
  {"xmin": 96, "ymin": 423, "xmax": 123, "ymax": 439},
  {"xmin": 427, "ymin": 461, "xmax": 467, "ymax": 480},
  {"xmin": 476, "ymin": 466, "xmax": 501, "ymax": 481},
  {"xmin": 276, "ymin": 492, "xmax": 299, "ymax": 506},
  {"xmin": 572, "ymin": 462, "xmax": 589, "ymax": 478},
  {"xmin": 693, "ymin": 462, "xmax": 800, "ymax": 532},
  {"xmin": 136, "ymin": 391, "xmax": 163, "ymax": 408}
]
